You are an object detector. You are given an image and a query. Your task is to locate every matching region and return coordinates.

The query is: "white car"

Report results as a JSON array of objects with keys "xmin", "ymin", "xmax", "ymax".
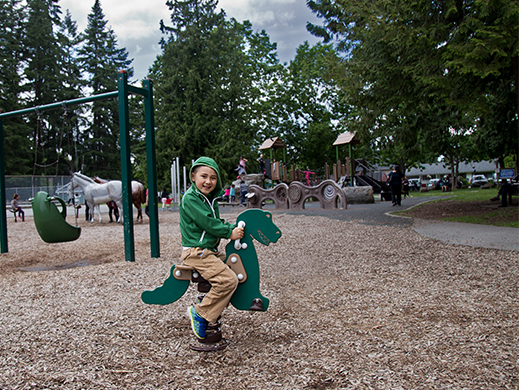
[
  {"xmin": 470, "ymin": 175, "xmax": 488, "ymax": 187},
  {"xmin": 427, "ymin": 178, "xmax": 441, "ymax": 190}
]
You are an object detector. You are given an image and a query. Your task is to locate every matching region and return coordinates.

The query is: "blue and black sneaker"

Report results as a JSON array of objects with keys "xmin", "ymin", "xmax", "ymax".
[{"xmin": 187, "ymin": 305, "xmax": 207, "ymax": 339}]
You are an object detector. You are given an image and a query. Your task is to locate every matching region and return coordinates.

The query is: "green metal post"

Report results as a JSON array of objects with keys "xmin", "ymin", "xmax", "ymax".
[
  {"xmin": 117, "ymin": 71, "xmax": 135, "ymax": 262},
  {"xmin": 0, "ymin": 119, "xmax": 7, "ymax": 253},
  {"xmin": 143, "ymin": 78, "xmax": 159, "ymax": 258}
]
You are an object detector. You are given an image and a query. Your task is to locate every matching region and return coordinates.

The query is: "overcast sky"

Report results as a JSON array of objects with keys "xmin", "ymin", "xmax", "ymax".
[{"xmin": 59, "ymin": 0, "xmax": 323, "ymax": 81}]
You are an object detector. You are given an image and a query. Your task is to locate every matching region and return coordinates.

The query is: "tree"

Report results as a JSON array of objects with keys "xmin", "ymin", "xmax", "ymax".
[
  {"xmin": 24, "ymin": 0, "xmax": 69, "ymax": 176},
  {"xmin": 0, "ymin": 0, "xmax": 32, "ymax": 174},
  {"xmin": 269, "ymin": 42, "xmax": 347, "ymax": 171},
  {"xmin": 77, "ymin": 0, "xmax": 133, "ymax": 178},
  {"xmin": 307, "ymin": 0, "xmax": 518, "ymax": 173},
  {"xmin": 152, "ymin": 0, "xmax": 280, "ymax": 185}
]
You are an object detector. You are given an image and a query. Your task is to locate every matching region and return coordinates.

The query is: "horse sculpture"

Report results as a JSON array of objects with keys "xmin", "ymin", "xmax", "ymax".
[
  {"xmin": 93, "ymin": 176, "xmax": 146, "ymax": 223},
  {"xmin": 141, "ymin": 209, "xmax": 282, "ymax": 312},
  {"xmin": 70, "ymin": 172, "xmax": 123, "ymax": 223}
]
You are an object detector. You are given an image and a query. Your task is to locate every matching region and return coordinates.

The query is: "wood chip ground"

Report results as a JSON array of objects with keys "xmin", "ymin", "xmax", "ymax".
[{"xmin": 0, "ymin": 209, "xmax": 517, "ymax": 389}]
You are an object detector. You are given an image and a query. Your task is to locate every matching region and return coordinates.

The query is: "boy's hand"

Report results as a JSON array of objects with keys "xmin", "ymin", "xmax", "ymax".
[{"xmin": 230, "ymin": 227, "xmax": 244, "ymax": 241}]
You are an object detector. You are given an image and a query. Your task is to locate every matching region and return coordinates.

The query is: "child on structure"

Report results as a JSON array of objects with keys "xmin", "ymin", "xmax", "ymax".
[
  {"xmin": 161, "ymin": 188, "xmax": 169, "ymax": 211},
  {"xmin": 239, "ymin": 180, "xmax": 248, "ymax": 207},
  {"xmin": 230, "ymin": 184, "xmax": 236, "ymax": 203},
  {"xmin": 11, "ymin": 193, "xmax": 25, "ymax": 222},
  {"xmin": 181, "ymin": 157, "xmax": 244, "ymax": 340}
]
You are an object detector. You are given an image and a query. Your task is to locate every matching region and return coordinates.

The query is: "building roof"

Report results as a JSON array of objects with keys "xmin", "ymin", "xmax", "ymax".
[{"xmin": 406, "ymin": 160, "xmax": 498, "ymax": 177}]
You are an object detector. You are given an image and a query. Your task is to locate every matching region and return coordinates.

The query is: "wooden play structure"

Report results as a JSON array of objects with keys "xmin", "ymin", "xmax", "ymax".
[
  {"xmin": 246, "ymin": 180, "xmax": 346, "ymax": 210},
  {"xmin": 142, "ymin": 209, "xmax": 282, "ymax": 351}
]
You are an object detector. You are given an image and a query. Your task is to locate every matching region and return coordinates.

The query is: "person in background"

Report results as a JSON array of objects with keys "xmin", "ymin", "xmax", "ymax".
[
  {"xmin": 257, "ymin": 154, "xmax": 265, "ymax": 174},
  {"xmin": 10, "ymin": 193, "xmax": 24, "ymax": 222},
  {"xmin": 239, "ymin": 180, "xmax": 248, "ymax": 207},
  {"xmin": 402, "ymin": 176, "xmax": 410, "ymax": 198},
  {"xmin": 387, "ymin": 165, "xmax": 404, "ymax": 206},
  {"xmin": 230, "ymin": 184, "xmax": 236, "ymax": 203}
]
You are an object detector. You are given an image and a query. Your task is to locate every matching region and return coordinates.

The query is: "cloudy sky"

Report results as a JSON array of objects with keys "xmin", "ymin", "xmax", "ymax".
[{"xmin": 59, "ymin": 0, "xmax": 324, "ymax": 81}]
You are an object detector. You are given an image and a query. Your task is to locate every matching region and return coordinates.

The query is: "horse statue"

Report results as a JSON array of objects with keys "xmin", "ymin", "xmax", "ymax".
[
  {"xmin": 70, "ymin": 172, "xmax": 123, "ymax": 223},
  {"xmin": 93, "ymin": 176, "xmax": 146, "ymax": 223},
  {"xmin": 141, "ymin": 209, "xmax": 282, "ymax": 312}
]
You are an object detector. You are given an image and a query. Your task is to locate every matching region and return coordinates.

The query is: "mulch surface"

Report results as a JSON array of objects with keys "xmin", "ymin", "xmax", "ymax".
[{"xmin": 0, "ymin": 207, "xmax": 517, "ymax": 389}]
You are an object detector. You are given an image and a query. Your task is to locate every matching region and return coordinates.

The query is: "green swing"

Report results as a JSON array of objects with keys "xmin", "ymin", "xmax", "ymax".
[{"xmin": 31, "ymin": 191, "xmax": 81, "ymax": 244}]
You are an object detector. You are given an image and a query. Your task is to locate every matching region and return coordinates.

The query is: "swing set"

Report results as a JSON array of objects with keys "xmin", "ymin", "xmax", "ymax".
[{"xmin": 0, "ymin": 71, "xmax": 160, "ymax": 262}]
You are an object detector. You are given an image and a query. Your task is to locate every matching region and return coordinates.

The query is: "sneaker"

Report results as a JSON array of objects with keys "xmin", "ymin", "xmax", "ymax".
[{"xmin": 187, "ymin": 306, "xmax": 207, "ymax": 339}]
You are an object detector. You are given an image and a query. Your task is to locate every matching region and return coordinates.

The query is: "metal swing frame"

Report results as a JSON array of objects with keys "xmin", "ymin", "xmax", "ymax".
[{"xmin": 0, "ymin": 71, "xmax": 160, "ymax": 262}]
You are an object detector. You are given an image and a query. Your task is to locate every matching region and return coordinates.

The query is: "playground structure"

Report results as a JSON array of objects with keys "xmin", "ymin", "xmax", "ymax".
[
  {"xmin": 254, "ymin": 132, "xmax": 388, "ymax": 204},
  {"xmin": 0, "ymin": 71, "xmax": 160, "ymax": 261},
  {"xmin": 246, "ymin": 180, "xmax": 346, "ymax": 210},
  {"xmin": 142, "ymin": 209, "xmax": 282, "ymax": 351}
]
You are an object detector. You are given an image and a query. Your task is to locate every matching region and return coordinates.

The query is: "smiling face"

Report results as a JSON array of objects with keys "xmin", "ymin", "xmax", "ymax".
[{"xmin": 191, "ymin": 165, "xmax": 218, "ymax": 196}]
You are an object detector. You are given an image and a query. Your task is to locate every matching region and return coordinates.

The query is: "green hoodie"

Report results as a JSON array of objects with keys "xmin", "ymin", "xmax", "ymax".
[{"xmin": 179, "ymin": 157, "xmax": 234, "ymax": 251}]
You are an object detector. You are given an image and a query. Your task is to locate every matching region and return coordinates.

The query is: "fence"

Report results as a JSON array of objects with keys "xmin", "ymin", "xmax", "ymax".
[{"xmin": 4, "ymin": 175, "xmax": 81, "ymax": 204}]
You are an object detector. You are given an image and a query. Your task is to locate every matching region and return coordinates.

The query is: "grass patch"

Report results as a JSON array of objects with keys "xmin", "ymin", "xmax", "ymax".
[
  {"xmin": 409, "ymin": 187, "xmax": 500, "ymax": 202},
  {"xmin": 443, "ymin": 209, "xmax": 519, "ymax": 228}
]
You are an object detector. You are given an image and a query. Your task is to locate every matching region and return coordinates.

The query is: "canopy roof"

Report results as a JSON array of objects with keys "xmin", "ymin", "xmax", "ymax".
[
  {"xmin": 259, "ymin": 137, "xmax": 287, "ymax": 150},
  {"xmin": 333, "ymin": 131, "xmax": 360, "ymax": 146}
]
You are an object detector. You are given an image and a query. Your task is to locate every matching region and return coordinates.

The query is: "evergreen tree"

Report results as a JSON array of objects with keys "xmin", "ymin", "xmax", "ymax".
[
  {"xmin": 152, "ymin": 0, "xmax": 276, "ymax": 185},
  {"xmin": 77, "ymin": 0, "xmax": 133, "ymax": 177},
  {"xmin": 24, "ymin": 0, "xmax": 68, "ymax": 176},
  {"xmin": 56, "ymin": 9, "xmax": 84, "ymax": 174},
  {"xmin": 0, "ymin": 0, "xmax": 32, "ymax": 174}
]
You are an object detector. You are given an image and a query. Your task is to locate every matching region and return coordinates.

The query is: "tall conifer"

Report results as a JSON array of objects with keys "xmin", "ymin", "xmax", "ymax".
[{"xmin": 77, "ymin": 0, "xmax": 133, "ymax": 177}]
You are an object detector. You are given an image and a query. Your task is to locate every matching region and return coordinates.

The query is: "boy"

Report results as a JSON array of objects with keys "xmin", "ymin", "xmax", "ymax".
[{"xmin": 180, "ymin": 157, "xmax": 244, "ymax": 339}]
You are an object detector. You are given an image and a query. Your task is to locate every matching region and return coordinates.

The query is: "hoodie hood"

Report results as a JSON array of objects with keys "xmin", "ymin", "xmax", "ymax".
[{"xmin": 189, "ymin": 156, "xmax": 224, "ymax": 198}]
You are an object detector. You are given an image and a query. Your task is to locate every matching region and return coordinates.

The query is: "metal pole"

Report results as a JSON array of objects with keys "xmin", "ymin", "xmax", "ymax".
[
  {"xmin": 143, "ymin": 78, "xmax": 159, "ymax": 258},
  {"xmin": 0, "ymin": 119, "xmax": 7, "ymax": 253},
  {"xmin": 117, "ymin": 70, "xmax": 135, "ymax": 262},
  {"xmin": 176, "ymin": 157, "xmax": 180, "ymax": 206}
]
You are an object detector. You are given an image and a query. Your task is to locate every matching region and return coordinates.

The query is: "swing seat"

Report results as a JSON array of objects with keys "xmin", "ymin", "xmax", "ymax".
[{"xmin": 31, "ymin": 191, "xmax": 81, "ymax": 243}]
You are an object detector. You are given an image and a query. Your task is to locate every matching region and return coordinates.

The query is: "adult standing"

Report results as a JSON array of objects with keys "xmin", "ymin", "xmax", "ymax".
[
  {"xmin": 257, "ymin": 154, "xmax": 265, "ymax": 174},
  {"xmin": 387, "ymin": 165, "xmax": 404, "ymax": 206}
]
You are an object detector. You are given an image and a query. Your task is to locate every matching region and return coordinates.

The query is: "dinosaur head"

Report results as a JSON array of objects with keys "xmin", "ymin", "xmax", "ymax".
[{"xmin": 240, "ymin": 209, "xmax": 281, "ymax": 246}]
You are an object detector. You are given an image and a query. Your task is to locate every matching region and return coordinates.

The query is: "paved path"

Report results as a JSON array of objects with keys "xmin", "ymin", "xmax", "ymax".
[{"xmin": 269, "ymin": 196, "xmax": 519, "ymax": 252}]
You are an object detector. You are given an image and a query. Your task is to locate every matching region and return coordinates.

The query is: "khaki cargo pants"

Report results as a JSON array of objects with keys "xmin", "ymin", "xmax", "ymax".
[{"xmin": 181, "ymin": 247, "xmax": 238, "ymax": 324}]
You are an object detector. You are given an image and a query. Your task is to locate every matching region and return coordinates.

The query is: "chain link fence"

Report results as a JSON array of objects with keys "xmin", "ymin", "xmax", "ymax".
[{"xmin": 4, "ymin": 175, "xmax": 83, "ymax": 205}]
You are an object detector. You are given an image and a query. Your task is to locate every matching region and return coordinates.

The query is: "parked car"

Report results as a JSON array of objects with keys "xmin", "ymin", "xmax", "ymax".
[
  {"xmin": 470, "ymin": 175, "xmax": 488, "ymax": 187},
  {"xmin": 427, "ymin": 178, "xmax": 441, "ymax": 190}
]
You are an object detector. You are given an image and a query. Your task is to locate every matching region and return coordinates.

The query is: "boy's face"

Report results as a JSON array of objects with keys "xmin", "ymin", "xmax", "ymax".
[{"xmin": 192, "ymin": 166, "xmax": 217, "ymax": 196}]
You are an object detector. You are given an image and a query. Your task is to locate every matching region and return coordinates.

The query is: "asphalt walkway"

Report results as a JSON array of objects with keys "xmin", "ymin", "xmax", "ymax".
[{"xmin": 270, "ymin": 196, "xmax": 519, "ymax": 252}]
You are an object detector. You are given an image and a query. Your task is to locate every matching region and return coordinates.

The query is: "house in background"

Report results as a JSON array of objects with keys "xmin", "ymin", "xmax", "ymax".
[
  {"xmin": 378, "ymin": 160, "xmax": 499, "ymax": 184},
  {"xmin": 406, "ymin": 160, "xmax": 498, "ymax": 182}
]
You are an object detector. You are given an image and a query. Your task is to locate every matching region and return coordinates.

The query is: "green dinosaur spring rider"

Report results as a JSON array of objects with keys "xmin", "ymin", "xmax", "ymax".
[
  {"xmin": 141, "ymin": 209, "xmax": 282, "ymax": 351},
  {"xmin": 31, "ymin": 191, "xmax": 81, "ymax": 243}
]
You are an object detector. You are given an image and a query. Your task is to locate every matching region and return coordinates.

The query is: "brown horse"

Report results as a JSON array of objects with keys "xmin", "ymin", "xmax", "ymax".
[{"xmin": 93, "ymin": 176, "xmax": 146, "ymax": 223}]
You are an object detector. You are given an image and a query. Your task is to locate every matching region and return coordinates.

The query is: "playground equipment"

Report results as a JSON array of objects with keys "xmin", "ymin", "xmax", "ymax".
[
  {"xmin": 246, "ymin": 180, "xmax": 346, "ymax": 210},
  {"xmin": 1, "ymin": 71, "xmax": 159, "ymax": 261},
  {"xmin": 31, "ymin": 191, "xmax": 81, "ymax": 243},
  {"xmin": 141, "ymin": 209, "xmax": 282, "ymax": 351}
]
